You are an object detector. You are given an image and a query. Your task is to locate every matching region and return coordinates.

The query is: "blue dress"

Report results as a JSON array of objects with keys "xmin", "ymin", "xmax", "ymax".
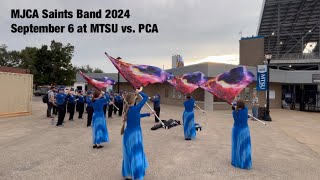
[
  {"xmin": 122, "ymin": 92, "xmax": 150, "ymax": 180},
  {"xmin": 231, "ymin": 107, "xmax": 252, "ymax": 169},
  {"xmin": 183, "ymin": 98, "xmax": 196, "ymax": 139},
  {"xmin": 92, "ymin": 97, "xmax": 109, "ymax": 145}
]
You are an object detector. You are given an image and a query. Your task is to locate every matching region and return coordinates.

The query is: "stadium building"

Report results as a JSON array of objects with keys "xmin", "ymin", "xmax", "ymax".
[
  {"xmin": 75, "ymin": 0, "xmax": 320, "ymax": 112},
  {"xmin": 240, "ymin": 0, "xmax": 320, "ymax": 112}
]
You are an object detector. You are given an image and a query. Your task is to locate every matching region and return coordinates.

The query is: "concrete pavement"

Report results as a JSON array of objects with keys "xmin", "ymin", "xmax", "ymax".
[{"xmin": 0, "ymin": 97, "xmax": 319, "ymax": 180}]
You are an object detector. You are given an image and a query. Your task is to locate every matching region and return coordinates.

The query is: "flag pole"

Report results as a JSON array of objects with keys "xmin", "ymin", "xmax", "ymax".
[
  {"xmin": 108, "ymin": 100, "xmax": 119, "ymax": 110},
  {"xmin": 194, "ymin": 103, "xmax": 205, "ymax": 113},
  {"xmin": 113, "ymin": 104, "xmax": 119, "ymax": 110},
  {"xmin": 248, "ymin": 114, "xmax": 267, "ymax": 126},
  {"xmin": 139, "ymin": 94, "xmax": 164, "ymax": 126},
  {"xmin": 117, "ymin": 72, "xmax": 120, "ymax": 93}
]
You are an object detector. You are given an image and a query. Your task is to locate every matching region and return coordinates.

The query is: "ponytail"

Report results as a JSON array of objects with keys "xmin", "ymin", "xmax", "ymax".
[
  {"xmin": 120, "ymin": 92, "xmax": 136, "ymax": 135},
  {"xmin": 121, "ymin": 103, "xmax": 129, "ymax": 135}
]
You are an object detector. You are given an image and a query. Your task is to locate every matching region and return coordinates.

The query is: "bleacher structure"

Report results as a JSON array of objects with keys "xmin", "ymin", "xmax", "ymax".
[{"xmin": 257, "ymin": 0, "xmax": 320, "ymax": 70}]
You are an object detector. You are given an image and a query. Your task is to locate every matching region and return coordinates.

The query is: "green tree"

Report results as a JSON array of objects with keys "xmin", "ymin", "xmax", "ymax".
[
  {"xmin": 21, "ymin": 40, "xmax": 75, "ymax": 85},
  {"xmin": 33, "ymin": 45, "xmax": 53, "ymax": 85},
  {"xmin": 93, "ymin": 68, "xmax": 104, "ymax": 73},
  {"xmin": 1, "ymin": 40, "xmax": 77, "ymax": 85},
  {"xmin": 20, "ymin": 47, "xmax": 38, "ymax": 74},
  {"xmin": 75, "ymin": 65, "xmax": 104, "ymax": 73},
  {"xmin": 0, "ymin": 44, "xmax": 10, "ymax": 66},
  {"xmin": 76, "ymin": 65, "xmax": 94, "ymax": 73},
  {"xmin": 0, "ymin": 44, "xmax": 22, "ymax": 67},
  {"xmin": 49, "ymin": 40, "xmax": 75, "ymax": 85}
]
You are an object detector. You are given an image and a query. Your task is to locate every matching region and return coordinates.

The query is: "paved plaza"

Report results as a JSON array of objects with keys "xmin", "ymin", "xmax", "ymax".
[{"xmin": 0, "ymin": 97, "xmax": 319, "ymax": 180}]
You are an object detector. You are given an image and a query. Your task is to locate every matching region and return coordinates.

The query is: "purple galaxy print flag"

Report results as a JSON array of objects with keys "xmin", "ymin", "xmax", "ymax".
[
  {"xmin": 200, "ymin": 67, "xmax": 254, "ymax": 104},
  {"xmin": 168, "ymin": 71, "xmax": 207, "ymax": 95},
  {"xmin": 102, "ymin": 77, "xmax": 116, "ymax": 85},
  {"xmin": 80, "ymin": 71, "xmax": 115, "ymax": 90},
  {"xmin": 105, "ymin": 53, "xmax": 172, "ymax": 89}
]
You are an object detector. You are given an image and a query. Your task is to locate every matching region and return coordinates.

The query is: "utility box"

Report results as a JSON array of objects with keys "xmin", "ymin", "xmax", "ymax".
[{"xmin": 0, "ymin": 72, "xmax": 33, "ymax": 117}]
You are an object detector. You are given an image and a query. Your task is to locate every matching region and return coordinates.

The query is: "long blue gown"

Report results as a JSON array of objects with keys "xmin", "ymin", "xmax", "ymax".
[
  {"xmin": 122, "ymin": 92, "xmax": 150, "ymax": 180},
  {"xmin": 183, "ymin": 98, "xmax": 196, "ymax": 139},
  {"xmin": 92, "ymin": 97, "xmax": 109, "ymax": 145},
  {"xmin": 231, "ymin": 107, "xmax": 252, "ymax": 169}
]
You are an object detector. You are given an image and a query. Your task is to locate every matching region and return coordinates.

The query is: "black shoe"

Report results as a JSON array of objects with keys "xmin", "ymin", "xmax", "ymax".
[
  {"xmin": 97, "ymin": 145, "xmax": 104, "ymax": 149},
  {"xmin": 185, "ymin": 138, "xmax": 191, "ymax": 141},
  {"xmin": 69, "ymin": 119, "xmax": 74, "ymax": 121},
  {"xmin": 93, "ymin": 145, "xmax": 97, "ymax": 148}
]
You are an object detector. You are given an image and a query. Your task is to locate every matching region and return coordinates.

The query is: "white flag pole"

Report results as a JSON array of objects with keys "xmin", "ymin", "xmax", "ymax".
[
  {"xmin": 139, "ymin": 94, "xmax": 165, "ymax": 126},
  {"xmin": 248, "ymin": 114, "xmax": 267, "ymax": 126}
]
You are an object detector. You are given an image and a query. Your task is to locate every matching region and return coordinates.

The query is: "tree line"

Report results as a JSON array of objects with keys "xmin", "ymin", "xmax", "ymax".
[{"xmin": 0, "ymin": 40, "xmax": 103, "ymax": 86}]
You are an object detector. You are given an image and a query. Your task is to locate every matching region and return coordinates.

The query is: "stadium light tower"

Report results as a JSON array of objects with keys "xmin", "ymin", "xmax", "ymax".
[{"xmin": 264, "ymin": 54, "xmax": 272, "ymax": 121}]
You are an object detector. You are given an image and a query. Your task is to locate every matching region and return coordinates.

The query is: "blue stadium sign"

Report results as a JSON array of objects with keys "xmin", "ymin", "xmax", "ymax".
[{"xmin": 257, "ymin": 65, "xmax": 268, "ymax": 91}]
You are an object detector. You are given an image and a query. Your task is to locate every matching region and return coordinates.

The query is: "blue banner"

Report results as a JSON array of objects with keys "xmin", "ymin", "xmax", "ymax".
[{"xmin": 257, "ymin": 65, "xmax": 268, "ymax": 91}]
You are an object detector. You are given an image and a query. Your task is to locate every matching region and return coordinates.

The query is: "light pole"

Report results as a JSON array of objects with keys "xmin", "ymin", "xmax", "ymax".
[
  {"xmin": 116, "ymin": 57, "xmax": 121, "ymax": 93},
  {"xmin": 264, "ymin": 54, "xmax": 272, "ymax": 121},
  {"xmin": 117, "ymin": 72, "xmax": 120, "ymax": 93}
]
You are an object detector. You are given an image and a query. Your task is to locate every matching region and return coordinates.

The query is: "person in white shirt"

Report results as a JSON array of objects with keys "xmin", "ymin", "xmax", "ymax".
[{"xmin": 47, "ymin": 86, "xmax": 56, "ymax": 118}]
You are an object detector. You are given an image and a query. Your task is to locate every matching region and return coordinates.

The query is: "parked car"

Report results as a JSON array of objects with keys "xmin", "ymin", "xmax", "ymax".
[{"xmin": 34, "ymin": 86, "xmax": 50, "ymax": 96}]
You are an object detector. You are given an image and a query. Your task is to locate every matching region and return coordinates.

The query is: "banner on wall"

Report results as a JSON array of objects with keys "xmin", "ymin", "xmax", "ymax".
[
  {"xmin": 257, "ymin": 65, "xmax": 268, "ymax": 91},
  {"xmin": 267, "ymin": 90, "xmax": 275, "ymax": 99}
]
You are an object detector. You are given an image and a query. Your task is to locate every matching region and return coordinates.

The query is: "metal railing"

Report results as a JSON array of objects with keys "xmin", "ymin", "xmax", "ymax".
[{"xmin": 279, "ymin": 53, "xmax": 320, "ymax": 60}]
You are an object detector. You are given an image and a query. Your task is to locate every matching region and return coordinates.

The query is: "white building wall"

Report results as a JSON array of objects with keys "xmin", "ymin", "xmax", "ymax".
[{"xmin": 74, "ymin": 82, "xmax": 86, "ymax": 91}]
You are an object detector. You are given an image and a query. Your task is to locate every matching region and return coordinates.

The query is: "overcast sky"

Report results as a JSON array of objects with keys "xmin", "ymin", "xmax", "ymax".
[{"xmin": 0, "ymin": 0, "xmax": 263, "ymax": 72}]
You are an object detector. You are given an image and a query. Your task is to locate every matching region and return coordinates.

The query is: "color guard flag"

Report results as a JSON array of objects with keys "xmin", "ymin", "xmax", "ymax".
[
  {"xmin": 200, "ymin": 67, "xmax": 254, "ymax": 104},
  {"xmin": 168, "ymin": 71, "xmax": 207, "ymax": 95},
  {"xmin": 102, "ymin": 77, "xmax": 116, "ymax": 85},
  {"xmin": 105, "ymin": 52, "xmax": 171, "ymax": 89},
  {"xmin": 79, "ymin": 71, "xmax": 115, "ymax": 90}
]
